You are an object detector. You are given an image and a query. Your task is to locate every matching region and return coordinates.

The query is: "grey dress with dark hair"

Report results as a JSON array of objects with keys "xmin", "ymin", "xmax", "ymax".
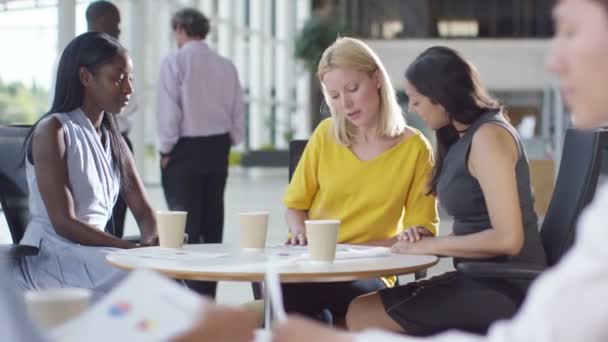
[
  {"xmin": 378, "ymin": 111, "xmax": 546, "ymax": 336},
  {"xmin": 12, "ymin": 109, "xmax": 127, "ymax": 300}
]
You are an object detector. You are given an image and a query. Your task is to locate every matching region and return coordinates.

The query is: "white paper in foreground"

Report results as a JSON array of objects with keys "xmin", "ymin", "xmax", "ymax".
[{"xmin": 51, "ymin": 270, "xmax": 202, "ymax": 342}]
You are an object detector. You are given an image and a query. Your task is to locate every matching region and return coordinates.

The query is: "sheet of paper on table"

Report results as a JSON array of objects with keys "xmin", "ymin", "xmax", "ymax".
[{"xmin": 265, "ymin": 244, "xmax": 392, "ymax": 261}]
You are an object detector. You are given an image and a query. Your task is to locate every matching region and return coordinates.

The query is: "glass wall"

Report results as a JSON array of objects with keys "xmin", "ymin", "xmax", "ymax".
[{"xmin": 0, "ymin": 0, "xmax": 312, "ymax": 183}]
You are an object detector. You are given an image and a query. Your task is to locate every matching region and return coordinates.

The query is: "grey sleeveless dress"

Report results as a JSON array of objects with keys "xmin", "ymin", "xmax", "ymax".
[
  {"xmin": 12, "ymin": 109, "xmax": 127, "ymax": 300},
  {"xmin": 378, "ymin": 111, "xmax": 546, "ymax": 335}
]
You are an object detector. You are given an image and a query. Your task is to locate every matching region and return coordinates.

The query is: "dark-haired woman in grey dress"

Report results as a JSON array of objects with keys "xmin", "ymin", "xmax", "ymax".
[
  {"xmin": 12, "ymin": 32, "xmax": 158, "ymax": 300},
  {"xmin": 345, "ymin": 46, "xmax": 547, "ymax": 336}
]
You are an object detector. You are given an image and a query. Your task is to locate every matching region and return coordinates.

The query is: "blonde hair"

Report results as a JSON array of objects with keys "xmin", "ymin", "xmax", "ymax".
[{"xmin": 317, "ymin": 37, "xmax": 406, "ymax": 146}]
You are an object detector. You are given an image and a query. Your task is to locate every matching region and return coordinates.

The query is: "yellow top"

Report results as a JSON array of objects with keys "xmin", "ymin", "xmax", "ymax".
[{"xmin": 283, "ymin": 119, "xmax": 439, "ymax": 286}]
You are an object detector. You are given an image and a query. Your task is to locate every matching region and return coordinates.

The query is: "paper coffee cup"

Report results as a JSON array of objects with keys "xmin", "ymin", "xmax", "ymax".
[
  {"xmin": 25, "ymin": 288, "xmax": 91, "ymax": 330},
  {"xmin": 305, "ymin": 219, "xmax": 340, "ymax": 262},
  {"xmin": 156, "ymin": 211, "xmax": 188, "ymax": 248},
  {"xmin": 239, "ymin": 211, "xmax": 270, "ymax": 250}
]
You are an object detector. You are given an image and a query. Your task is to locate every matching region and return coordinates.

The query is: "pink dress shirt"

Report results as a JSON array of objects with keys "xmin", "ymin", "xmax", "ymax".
[{"xmin": 156, "ymin": 40, "xmax": 245, "ymax": 154}]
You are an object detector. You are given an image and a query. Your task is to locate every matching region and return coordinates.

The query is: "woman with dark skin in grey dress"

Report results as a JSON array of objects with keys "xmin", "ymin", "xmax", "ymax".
[{"xmin": 13, "ymin": 32, "xmax": 158, "ymax": 299}]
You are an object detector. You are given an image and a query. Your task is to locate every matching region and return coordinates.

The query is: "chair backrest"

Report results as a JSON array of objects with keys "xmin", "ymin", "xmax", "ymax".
[
  {"xmin": 288, "ymin": 140, "xmax": 308, "ymax": 182},
  {"xmin": 540, "ymin": 128, "xmax": 608, "ymax": 266},
  {"xmin": 0, "ymin": 125, "xmax": 31, "ymax": 244}
]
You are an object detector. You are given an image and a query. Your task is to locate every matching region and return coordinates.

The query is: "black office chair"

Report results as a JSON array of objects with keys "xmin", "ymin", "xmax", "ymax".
[
  {"xmin": 457, "ymin": 128, "xmax": 608, "ymax": 329},
  {"xmin": 458, "ymin": 128, "xmax": 608, "ymax": 276},
  {"xmin": 287, "ymin": 140, "xmax": 308, "ymax": 182},
  {"xmin": 0, "ymin": 125, "xmax": 38, "ymax": 259}
]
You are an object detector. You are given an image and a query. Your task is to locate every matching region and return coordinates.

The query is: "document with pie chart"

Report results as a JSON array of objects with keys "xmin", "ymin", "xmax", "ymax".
[{"xmin": 51, "ymin": 270, "xmax": 203, "ymax": 342}]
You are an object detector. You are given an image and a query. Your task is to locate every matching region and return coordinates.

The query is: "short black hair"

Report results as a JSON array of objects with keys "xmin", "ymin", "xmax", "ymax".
[
  {"xmin": 85, "ymin": 1, "xmax": 119, "ymax": 24},
  {"xmin": 171, "ymin": 8, "xmax": 210, "ymax": 39}
]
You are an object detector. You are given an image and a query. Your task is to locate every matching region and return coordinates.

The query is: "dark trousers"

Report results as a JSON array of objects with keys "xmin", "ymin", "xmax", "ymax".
[
  {"xmin": 161, "ymin": 134, "xmax": 230, "ymax": 298},
  {"xmin": 105, "ymin": 133, "xmax": 132, "ymax": 238},
  {"xmin": 280, "ymin": 279, "xmax": 386, "ymax": 324}
]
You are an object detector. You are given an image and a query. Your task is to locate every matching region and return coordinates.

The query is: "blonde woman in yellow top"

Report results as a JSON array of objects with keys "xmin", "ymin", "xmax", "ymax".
[{"xmin": 281, "ymin": 37, "xmax": 439, "ymax": 324}]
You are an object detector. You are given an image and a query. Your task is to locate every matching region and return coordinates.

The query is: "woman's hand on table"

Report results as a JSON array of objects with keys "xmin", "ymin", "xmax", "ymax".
[
  {"xmin": 272, "ymin": 315, "xmax": 354, "ymax": 342},
  {"xmin": 392, "ymin": 227, "xmax": 437, "ymax": 254},
  {"xmin": 397, "ymin": 226, "xmax": 434, "ymax": 242},
  {"xmin": 171, "ymin": 304, "xmax": 258, "ymax": 342},
  {"xmin": 140, "ymin": 233, "xmax": 159, "ymax": 247},
  {"xmin": 391, "ymin": 237, "xmax": 436, "ymax": 255},
  {"xmin": 285, "ymin": 228, "xmax": 307, "ymax": 245}
]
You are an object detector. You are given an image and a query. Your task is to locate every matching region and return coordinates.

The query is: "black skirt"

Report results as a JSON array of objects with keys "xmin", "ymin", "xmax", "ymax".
[
  {"xmin": 282, "ymin": 278, "xmax": 386, "ymax": 323},
  {"xmin": 378, "ymin": 272, "xmax": 526, "ymax": 336}
]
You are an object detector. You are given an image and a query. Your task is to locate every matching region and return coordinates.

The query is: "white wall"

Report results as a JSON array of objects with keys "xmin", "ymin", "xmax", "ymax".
[{"xmin": 365, "ymin": 39, "xmax": 552, "ymax": 92}]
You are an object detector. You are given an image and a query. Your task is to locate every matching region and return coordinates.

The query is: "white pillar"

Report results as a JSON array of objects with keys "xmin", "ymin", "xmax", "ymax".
[
  {"xmin": 275, "ymin": 0, "xmax": 295, "ymax": 148},
  {"xmin": 129, "ymin": 0, "xmax": 147, "ymax": 177},
  {"xmin": 249, "ymin": 0, "xmax": 267, "ymax": 149},
  {"xmin": 262, "ymin": 0, "xmax": 273, "ymax": 147},
  {"xmin": 233, "ymin": 0, "xmax": 246, "ymax": 84},
  {"xmin": 217, "ymin": 0, "xmax": 234, "ymax": 59},
  {"xmin": 57, "ymin": 0, "xmax": 76, "ymax": 53},
  {"xmin": 200, "ymin": 0, "xmax": 216, "ymax": 48},
  {"xmin": 200, "ymin": 0, "xmax": 214, "ymax": 15},
  {"xmin": 295, "ymin": 0, "xmax": 312, "ymax": 138},
  {"xmin": 233, "ymin": 0, "xmax": 247, "ymax": 151}
]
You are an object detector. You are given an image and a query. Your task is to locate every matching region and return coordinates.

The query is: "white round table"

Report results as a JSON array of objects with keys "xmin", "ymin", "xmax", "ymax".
[
  {"xmin": 106, "ymin": 243, "xmax": 438, "ymax": 326},
  {"xmin": 106, "ymin": 243, "xmax": 438, "ymax": 282}
]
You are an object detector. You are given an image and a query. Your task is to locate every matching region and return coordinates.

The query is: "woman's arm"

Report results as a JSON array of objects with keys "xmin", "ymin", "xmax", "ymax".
[
  {"xmin": 393, "ymin": 124, "xmax": 524, "ymax": 258},
  {"xmin": 32, "ymin": 117, "xmax": 134, "ymax": 249},
  {"xmin": 120, "ymin": 138, "xmax": 158, "ymax": 244},
  {"xmin": 285, "ymin": 208, "xmax": 308, "ymax": 245}
]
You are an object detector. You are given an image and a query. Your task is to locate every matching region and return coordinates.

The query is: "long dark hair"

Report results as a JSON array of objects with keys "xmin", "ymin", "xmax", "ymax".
[
  {"xmin": 25, "ymin": 31, "xmax": 132, "ymax": 188},
  {"xmin": 405, "ymin": 46, "xmax": 503, "ymax": 195}
]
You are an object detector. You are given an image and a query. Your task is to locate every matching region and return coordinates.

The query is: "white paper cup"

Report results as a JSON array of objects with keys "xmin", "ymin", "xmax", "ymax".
[
  {"xmin": 239, "ymin": 211, "xmax": 270, "ymax": 250},
  {"xmin": 25, "ymin": 288, "xmax": 91, "ymax": 330},
  {"xmin": 156, "ymin": 211, "xmax": 188, "ymax": 248},
  {"xmin": 305, "ymin": 219, "xmax": 340, "ymax": 262}
]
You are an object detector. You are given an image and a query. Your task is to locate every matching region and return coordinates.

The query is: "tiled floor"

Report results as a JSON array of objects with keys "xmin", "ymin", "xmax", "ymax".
[{"xmin": 0, "ymin": 167, "xmax": 455, "ymax": 306}]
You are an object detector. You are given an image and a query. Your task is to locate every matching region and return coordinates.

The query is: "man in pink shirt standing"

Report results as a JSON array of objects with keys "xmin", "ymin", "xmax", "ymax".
[{"xmin": 156, "ymin": 7, "xmax": 245, "ymax": 298}]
